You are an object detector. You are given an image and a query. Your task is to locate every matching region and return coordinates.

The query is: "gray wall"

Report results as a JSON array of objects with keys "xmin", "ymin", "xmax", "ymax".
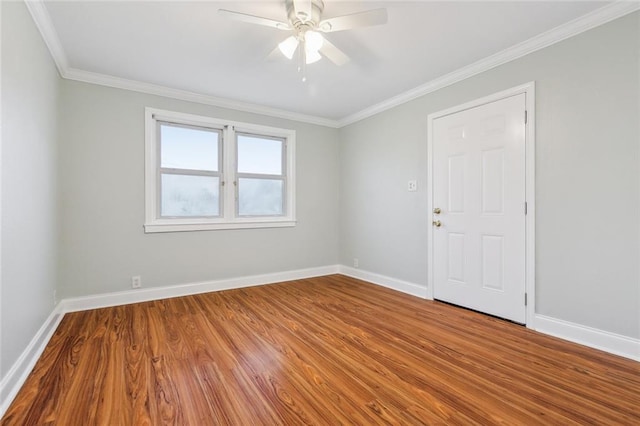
[
  {"xmin": 339, "ymin": 12, "xmax": 640, "ymax": 339},
  {"xmin": 1, "ymin": 2, "xmax": 60, "ymax": 377},
  {"xmin": 2, "ymin": 4, "xmax": 637, "ymax": 388},
  {"xmin": 57, "ymin": 81, "xmax": 340, "ymax": 299}
]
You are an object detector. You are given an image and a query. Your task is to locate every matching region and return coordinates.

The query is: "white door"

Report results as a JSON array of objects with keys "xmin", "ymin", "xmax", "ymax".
[{"xmin": 432, "ymin": 94, "xmax": 526, "ymax": 323}]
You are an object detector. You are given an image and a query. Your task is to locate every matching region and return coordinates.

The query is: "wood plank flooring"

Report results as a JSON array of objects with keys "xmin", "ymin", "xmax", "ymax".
[{"xmin": 3, "ymin": 274, "xmax": 639, "ymax": 425}]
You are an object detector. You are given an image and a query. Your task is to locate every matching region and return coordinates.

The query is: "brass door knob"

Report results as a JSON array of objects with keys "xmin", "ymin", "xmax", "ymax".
[
  {"xmin": 433, "ymin": 207, "xmax": 441, "ymax": 214},
  {"xmin": 432, "ymin": 220, "xmax": 442, "ymax": 228}
]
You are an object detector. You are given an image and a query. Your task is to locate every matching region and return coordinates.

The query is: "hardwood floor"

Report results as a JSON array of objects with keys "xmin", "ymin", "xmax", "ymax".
[{"xmin": 3, "ymin": 275, "xmax": 639, "ymax": 425}]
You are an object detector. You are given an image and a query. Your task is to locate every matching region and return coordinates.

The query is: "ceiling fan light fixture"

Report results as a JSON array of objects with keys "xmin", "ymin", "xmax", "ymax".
[
  {"xmin": 221, "ymin": 0, "xmax": 384, "ymax": 75},
  {"xmin": 305, "ymin": 30, "xmax": 324, "ymax": 52},
  {"xmin": 305, "ymin": 48, "xmax": 322, "ymax": 64},
  {"xmin": 278, "ymin": 36, "xmax": 299, "ymax": 59}
]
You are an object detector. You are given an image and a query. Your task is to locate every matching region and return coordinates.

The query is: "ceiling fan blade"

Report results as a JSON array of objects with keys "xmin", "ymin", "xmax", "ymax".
[
  {"xmin": 319, "ymin": 9, "xmax": 388, "ymax": 33},
  {"xmin": 293, "ymin": 0, "xmax": 313, "ymax": 22},
  {"xmin": 218, "ymin": 9, "xmax": 291, "ymax": 30},
  {"xmin": 267, "ymin": 45, "xmax": 284, "ymax": 61},
  {"xmin": 319, "ymin": 37, "xmax": 349, "ymax": 66}
]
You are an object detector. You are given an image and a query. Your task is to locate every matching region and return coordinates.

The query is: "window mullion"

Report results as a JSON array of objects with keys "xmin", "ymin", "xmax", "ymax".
[
  {"xmin": 223, "ymin": 125, "xmax": 236, "ymax": 220},
  {"xmin": 282, "ymin": 140, "xmax": 287, "ymax": 215},
  {"xmin": 155, "ymin": 119, "xmax": 162, "ymax": 221}
]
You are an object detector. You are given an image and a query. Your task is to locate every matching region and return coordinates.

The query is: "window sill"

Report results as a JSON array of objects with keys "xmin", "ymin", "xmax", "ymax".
[{"xmin": 144, "ymin": 220, "xmax": 297, "ymax": 233}]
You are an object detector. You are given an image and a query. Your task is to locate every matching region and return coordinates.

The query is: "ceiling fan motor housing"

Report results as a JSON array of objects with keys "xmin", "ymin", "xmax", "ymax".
[{"xmin": 286, "ymin": 0, "xmax": 325, "ymax": 30}]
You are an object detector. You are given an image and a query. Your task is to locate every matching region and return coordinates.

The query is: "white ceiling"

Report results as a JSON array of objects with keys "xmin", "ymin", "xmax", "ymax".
[{"xmin": 39, "ymin": 1, "xmax": 619, "ymax": 122}]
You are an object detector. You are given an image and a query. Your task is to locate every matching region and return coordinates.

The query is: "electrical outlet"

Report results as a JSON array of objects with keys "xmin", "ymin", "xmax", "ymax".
[
  {"xmin": 131, "ymin": 276, "xmax": 142, "ymax": 289},
  {"xmin": 407, "ymin": 180, "xmax": 417, "ymax": 192},
  {"xmin": 353, "ymin": 258, "xmax": 359, "ymax": 268}
]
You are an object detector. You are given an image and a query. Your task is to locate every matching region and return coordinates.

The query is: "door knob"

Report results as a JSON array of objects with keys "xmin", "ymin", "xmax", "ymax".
[
  {"xmin": 433, "ymin": 207, "xmax": 441, "ymax": 215},
  {"xmin": 432, "ymin": 220, "xmax": 442, "ymax": 228}
]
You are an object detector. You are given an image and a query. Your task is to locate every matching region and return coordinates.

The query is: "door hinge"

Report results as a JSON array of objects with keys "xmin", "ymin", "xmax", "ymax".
[
  {"xmin": 524, "ymin": 202, "xmax": 528, "ymax": 215},
  {"xmin": 524, "ymin": 110, "xmax": 528, "ymax": 124},
  {"xmin": 525, "ymin": 293, "xmax": 528, "ymax": 306}
]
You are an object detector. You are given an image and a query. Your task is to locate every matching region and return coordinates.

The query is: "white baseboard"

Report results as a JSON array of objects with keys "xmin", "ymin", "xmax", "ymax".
[
  {"xmin": 535, "ymin": 314, "xmax": 640, "ymax": 362},
  {"xmin": 338, "ymin": 267, "xmax": 639, "ymax": 362},
  {"xmin": 338, "ymin": 265, "xmax": 428, "ymax": 299},
  {"xmin": 0, "ymin": 265, "xmax": 340, "ymax": 417},
  {"xmin": 3, "ymin": 267, "xmax": 637, "ymax": 418},
  {"xmin": 59, "ymin": 265, "xmax": 340, "ymax": 313},
  {"xmin": 0, "ymin": 305, "xmax": 65, "ymax": 417}
]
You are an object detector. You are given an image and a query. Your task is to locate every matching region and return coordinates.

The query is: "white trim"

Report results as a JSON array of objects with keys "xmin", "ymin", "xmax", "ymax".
[
  {"xmin": 25, "ymin": 1, "xmax": 639, "ymax": 128},
  {"xmin": 2, "ymin": 269, "xmax": 637, "ymax": 416},
  {"xmin": 426, "ymin": 82, "xmax": 536, "ymax": 328},
  {"xmin": 535, "ymin": 315, "xmax": 640, "ymax": 362},
  {"xmin": 0, "ymin": 265, "xmax": 337, "ymax": 416},
  {"xmin": 64, "ymin": 68, "xmax": 340, "ymax": 128},
  {"xmin": 338, "ymin": 266, "xmax": 428, "ymax": 299},
  {"xmin": 339, "ymin": 2, "xmax": 640, "ymax": 126},
  {"xmin": 0, "ymin": 306, "xmax": 65, "ymax": 418},
  {"xmin": 25, "ymin": 0, "xmax": 338, "ymax": 127},
  {"xmin": 0, "ymin": 3, "xmax": 3, "ymax": 415},
  {"xmin": 144, "ymin": 220, "xmax": 297, "ymax": 234},
  {"xmin": 524, "ymin": 85, "xmax": 536, "ymax": 328},
  {"xmin": 144, "ymin": 107, "xmax": 297, "ymax": 233},
  {"xmin": 23, "ymin": 0, "xmax": 68, "ymax": 76},
  {"xmin": 59, "ymin": 265, "xmax": 340, "ymax": 312}
]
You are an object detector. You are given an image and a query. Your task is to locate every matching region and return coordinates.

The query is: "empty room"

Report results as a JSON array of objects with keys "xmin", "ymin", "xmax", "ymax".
[{"xmin": 1, "ymin": 0, "xmax": 639, "ymax": 424}]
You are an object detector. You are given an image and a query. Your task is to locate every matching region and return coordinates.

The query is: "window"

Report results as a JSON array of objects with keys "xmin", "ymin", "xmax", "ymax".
[
  {"xmin": 159, "ymin": 123, "xmax": 222, "ymax": 218},
  {"xmin": 236, "ymin": 133, "xmax": 287, "ymax": 217},
  {"xmin": 145, "ymin": 108, "xmax": 295, "ymax": 232}
]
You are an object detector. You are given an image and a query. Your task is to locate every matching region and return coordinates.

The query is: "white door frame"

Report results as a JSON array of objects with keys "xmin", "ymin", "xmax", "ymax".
[{"xmin": 426, "ymin": 82, "xmax": 536, "ymax": 328}]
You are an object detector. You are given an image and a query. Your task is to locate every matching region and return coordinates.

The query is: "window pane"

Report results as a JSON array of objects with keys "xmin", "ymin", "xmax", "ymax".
[
  {"xmin": 161, "ymin": 174, "xmax": 219, "ymax": 217},
  {"xmin": 161, "ymin": 124, "xmax": 219, "ymax": 171},
  {"xmin": 237, "ymin": 134, "xmax": 283, "ymax": 175},
  {"xmin": 238, "ymin": 178, "xmax": 283, "ymax": 216}
]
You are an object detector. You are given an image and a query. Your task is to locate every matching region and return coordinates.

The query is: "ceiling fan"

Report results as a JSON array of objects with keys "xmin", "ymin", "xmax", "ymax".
[{"xmin": 219, "ymin": 0, "xmax": 388, "ymax": 80}]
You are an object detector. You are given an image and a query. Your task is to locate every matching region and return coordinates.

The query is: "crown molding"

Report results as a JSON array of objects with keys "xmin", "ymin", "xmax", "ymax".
[
  {"xmin": 25, "ymin": 0, "xmax": 639, "ymax": 129},
  {"xmin": 338, "ymin": 1, "xmax": 640, "ymax": 127},
  {"xmin": 24, "ymin": 0, "xmax": 69, "ymax": 75},
  {"xmin": 24, "ymin": 0, "xmax": 340, "ymax": 128},
  {"xmin": 62, "ymin": 68, "xmax": 341, "ymax": 128}
]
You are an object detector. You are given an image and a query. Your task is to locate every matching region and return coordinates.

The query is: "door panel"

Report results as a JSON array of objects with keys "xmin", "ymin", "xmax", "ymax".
[
  {"xmin": 481, "ymin": 234, "xmax": 504, "ymax": 291},
  {"xmin": 448, "ymin": 233, "xmax": 465, "ymax": 283},
  {"xmin": 481, "ymin": 148, "xmax": 504, "ymax": 214},
  {"xmin": 432, "ymin": 94, "xmax": 526, "ymax": 323},
  {"xmin": 448, "ymin": 155, "xmax": 465, "ymax": 213}
]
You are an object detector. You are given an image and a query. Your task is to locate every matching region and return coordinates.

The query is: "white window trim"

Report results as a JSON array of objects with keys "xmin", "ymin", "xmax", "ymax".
[{"xmin": 144, "ymin": 107, "xmax": 296, "ymax": 233}]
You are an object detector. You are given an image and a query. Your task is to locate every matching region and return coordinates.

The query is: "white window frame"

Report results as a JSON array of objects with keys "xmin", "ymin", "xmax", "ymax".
[
  {"xmin": 144, "ymin": 108, "xmax": 296, "ymax": 233},
  {"xmin": 157, "ymin": 121, "xmax": 224, "ymax": 219},
  {"xmin": 235, "ymin": 131, "xmax": 289, "ymax": 218}
]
